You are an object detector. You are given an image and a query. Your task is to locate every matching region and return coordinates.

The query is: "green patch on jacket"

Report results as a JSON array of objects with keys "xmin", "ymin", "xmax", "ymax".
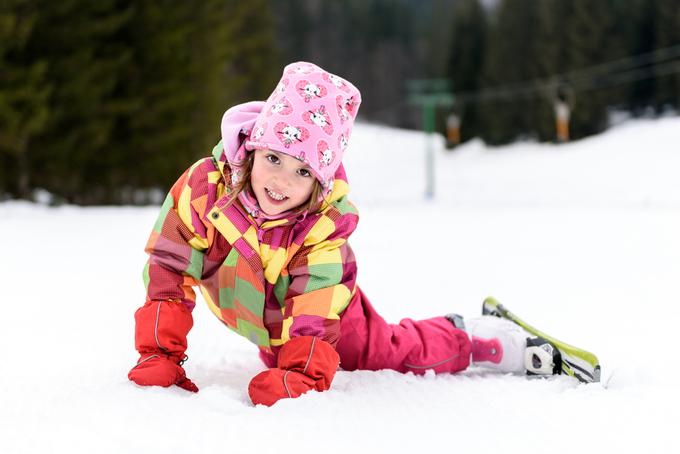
[
  {"xmin": 274, "ymin": 274, "xmax": 290, "ymax": 307},
  {"xmin": 142, "ymin": 262, "xmax": 150, "ymax": 290},
  {"xmin": 332, "ymin": 195, "xmax": 358, "ymax": 216},
  {"xmin": 305, "ymin": 263, "xmax": 343, "ymax": 292},
  {"xmin": 237, "ymin": 319, "xmax": 269, "ymax": 346},
  {"xmin": 185, "ymin": 248, "xmax": 204, "ymax": 281},
  {"xmin": 152, "ymin": 194, "xmax": 174, "ymax": 234},
  {"xmin": 233, "ymin": 277, "xmax": 265, "ymax": 315}
]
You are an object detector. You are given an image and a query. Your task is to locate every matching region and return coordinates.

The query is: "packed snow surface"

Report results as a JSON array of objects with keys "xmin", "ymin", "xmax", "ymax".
[{"xmin": 2, "ymin": 117, "xmax": 679, "ymax": 453}]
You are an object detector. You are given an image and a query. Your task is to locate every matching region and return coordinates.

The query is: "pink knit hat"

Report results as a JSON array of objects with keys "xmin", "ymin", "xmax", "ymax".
[{"xmin": 244, "ymin": 61, "xmax": 361, "ymax": 194}]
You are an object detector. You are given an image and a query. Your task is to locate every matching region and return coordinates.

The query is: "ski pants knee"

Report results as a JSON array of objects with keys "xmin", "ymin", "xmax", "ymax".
[{"xmin": 334, "ymin": 287, "xmax": 471, "ymax": 375}]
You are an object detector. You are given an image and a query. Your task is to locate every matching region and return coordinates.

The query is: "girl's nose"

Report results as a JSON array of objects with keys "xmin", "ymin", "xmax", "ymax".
[{"xmin": 277, "ymin": 173, "xmax": 293, "ymax": 189}]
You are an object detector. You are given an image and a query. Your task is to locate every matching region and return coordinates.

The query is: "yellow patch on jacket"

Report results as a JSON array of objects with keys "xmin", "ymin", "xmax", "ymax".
[
  {"xmin": 304, "ymin": 215, "xmax": 336, "ymax": 246},
  {"xmin": 260, "ymin": 243, "xmax": 288, "ymax": 284}
]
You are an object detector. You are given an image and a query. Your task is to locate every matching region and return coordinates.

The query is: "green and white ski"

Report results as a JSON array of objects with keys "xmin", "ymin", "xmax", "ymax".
[{"xmin": 482, "ymin": 297, "xmax": 601, "ymax": 383}]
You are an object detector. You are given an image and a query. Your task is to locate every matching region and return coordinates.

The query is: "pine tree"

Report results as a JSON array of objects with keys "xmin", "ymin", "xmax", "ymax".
[
  {"xmin": 117, "ymin": 0, "xmax": 279, "ymax": 202},
  {"xmin": 651, "ymin": 0, "xmax": 680, "ymax": 111},
  {"xmin": 552, "ymin": 0, "xmax": 619, "ymax": 138},
  {"xmin": 625, "ymin": 0, "xmax": 658, "ymax": 115},
  {"xmin": 27, "ymin": 0, "xmax": 134, "ymax": 204},
  {"xmin": 2, "ymin": 0, "xmax": 279, "ymax": 204},
  {"xmin": 116, "ymin": 0, "xmax": 203, "ymax": 200},
  {"xmin": 0, "ymin": 0, "xmax": 50, "ymax": 199},
  {"xmin": 446, "ymin": 0, "xmax": 486, "ymax": 141},
  {"xmin": 478, "ymin": 0, "xmax": 558, "ymax": 144}
]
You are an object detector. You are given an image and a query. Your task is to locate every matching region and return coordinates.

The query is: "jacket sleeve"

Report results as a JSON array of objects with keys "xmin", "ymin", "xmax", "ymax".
[
  {"xmin": 282, "ymin": 205, "xmax": 359, "ymax": 347},
  {"xmin": 143, "ymin": 159, "xmax": 215, "ymax": 311}
]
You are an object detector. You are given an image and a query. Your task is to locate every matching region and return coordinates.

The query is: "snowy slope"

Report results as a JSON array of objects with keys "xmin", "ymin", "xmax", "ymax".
[{"xmin": 2, "ymin": 118, "xmax": 679, "ymax": 453}]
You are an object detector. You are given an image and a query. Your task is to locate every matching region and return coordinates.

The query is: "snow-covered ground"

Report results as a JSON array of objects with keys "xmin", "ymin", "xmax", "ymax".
[{"xmin": 2, "ymin": 117, "xmax": 679, "ymax": 453}]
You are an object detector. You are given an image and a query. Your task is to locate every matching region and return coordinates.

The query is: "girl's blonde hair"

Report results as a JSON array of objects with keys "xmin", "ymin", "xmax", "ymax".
[{"xmin": 224, "ymin": 151, "xmax": 326, "ymax": 216}]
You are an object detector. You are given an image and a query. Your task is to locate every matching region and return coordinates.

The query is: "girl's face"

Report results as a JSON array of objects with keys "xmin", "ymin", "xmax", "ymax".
[{"xmin": 250, "ymin": 149, "xmax": 316, "ymax": 216}]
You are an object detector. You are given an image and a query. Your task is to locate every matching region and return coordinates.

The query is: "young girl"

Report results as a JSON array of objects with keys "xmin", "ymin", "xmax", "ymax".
[{"xmin": 128, "ymin": 62, "xmax": 570, "ymax": 406}]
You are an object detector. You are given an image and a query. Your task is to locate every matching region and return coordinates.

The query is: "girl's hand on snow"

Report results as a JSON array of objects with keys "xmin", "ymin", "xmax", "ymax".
[
  {"xmin": 248, "ymin": 336, "xmax": 339, "ymax": 406},
  {"xmin": 129, "ymin": 299, "xmax": 197, "ymax": 392},
  {"xmin": 128, "ymin": 354, "xmax": 199, "ymax": 393}
]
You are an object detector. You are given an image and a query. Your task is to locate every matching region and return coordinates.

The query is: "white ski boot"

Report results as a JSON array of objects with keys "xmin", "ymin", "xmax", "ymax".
[{"xmin": 465, "ymin": 316, "xmax": 561, "ymax": 376}]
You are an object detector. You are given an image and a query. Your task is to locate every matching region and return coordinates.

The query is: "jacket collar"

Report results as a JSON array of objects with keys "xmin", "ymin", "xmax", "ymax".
[{"xmin": 207, "ymin": 141, "xmax": 351, "ymax": 269}]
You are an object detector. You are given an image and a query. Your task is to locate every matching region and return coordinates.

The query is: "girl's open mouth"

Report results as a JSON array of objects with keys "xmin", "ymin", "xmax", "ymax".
[{"xmin": 265, "ymin": 188, "xmax": 288, "ymax": 204}]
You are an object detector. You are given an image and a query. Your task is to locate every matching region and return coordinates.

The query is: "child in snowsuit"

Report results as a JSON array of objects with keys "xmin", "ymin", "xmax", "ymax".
[{"xmin": 128, "ymin": 62, "xmax": 541, "ymax": 406}]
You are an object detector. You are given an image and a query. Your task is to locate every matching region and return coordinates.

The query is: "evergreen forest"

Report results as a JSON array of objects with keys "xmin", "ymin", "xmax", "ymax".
[{"xmin": 2, "ymin": 0, "xmax": 679, "ymax": 204}]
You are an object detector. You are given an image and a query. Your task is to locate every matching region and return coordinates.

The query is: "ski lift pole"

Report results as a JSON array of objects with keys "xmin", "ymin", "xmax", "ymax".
[
  {"xmin": 422, "ymin": 101, "xmax": 436, "ymax": 199},
  {"xmin": 407, "ymin": 79, "xmax": 455, "ymax": 200}
]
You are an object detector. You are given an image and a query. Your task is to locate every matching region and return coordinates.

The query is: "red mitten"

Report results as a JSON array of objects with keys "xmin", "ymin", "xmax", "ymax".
[
  {"xmin": 128, "ymin": 354, "xmax": 198, "ymax": 392},
  {"xmin": 133, "ymin": 300, "xmax": 193, "ymax": 362},
  {"xmin": 248, "ymin": 336, "xmax": 340, "ymax": 406},
  {"xmin": 129, "ymin": 300, "xmax": 198, "ymax": 392}
]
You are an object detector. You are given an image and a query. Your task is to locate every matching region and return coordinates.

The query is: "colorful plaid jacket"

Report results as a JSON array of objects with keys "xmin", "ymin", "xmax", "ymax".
[{"xmin": 143, "ymin": 142, "xmax": 359, "ymax": 353}]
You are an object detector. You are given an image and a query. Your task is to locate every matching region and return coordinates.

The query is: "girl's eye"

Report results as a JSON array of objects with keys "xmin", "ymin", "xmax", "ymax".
[
  {"xmin": 266, "ymin": 154, "xmax": 280, "ymax": 164},
  {"xmin": 298, "ymin": 168, "xmax": 312, "ymax": 178}
]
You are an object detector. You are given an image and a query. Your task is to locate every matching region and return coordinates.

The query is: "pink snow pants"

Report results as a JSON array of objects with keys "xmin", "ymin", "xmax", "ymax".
[{"xmin": 260, "ymin": 287, "xmax": 472, "ymax": 375}]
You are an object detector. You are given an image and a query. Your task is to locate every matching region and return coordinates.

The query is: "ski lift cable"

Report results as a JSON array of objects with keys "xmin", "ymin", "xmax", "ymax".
[
  {"xmin": 455, "ymin": 43, "xmax": 680, "ymax": 103},
  {"xmin": 367, "ymin": 43, "xmax": 680, "ymax": 116},
  {"xmin": 456, "ymin": 57, "xmax": 680, "ymax": 103},
  {"xmin": 369, "ymin": 58, "xmax": 680, "ymax": 117},
  {"xmin": 558, "ymin": 42, "xmax": 680, "ymax": 80}
]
